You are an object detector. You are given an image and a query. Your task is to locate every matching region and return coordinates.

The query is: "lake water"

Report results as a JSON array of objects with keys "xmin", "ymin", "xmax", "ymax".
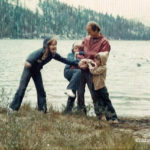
[{"xmin": 0, "ymin": 40, "xmax": 150, "ymax": 117}]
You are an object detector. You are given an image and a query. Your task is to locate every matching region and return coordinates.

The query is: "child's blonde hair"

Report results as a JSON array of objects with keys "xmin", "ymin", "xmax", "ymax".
[{"xmin": 94, "ymin": 54, "xmax": 101, "ymax": 62}]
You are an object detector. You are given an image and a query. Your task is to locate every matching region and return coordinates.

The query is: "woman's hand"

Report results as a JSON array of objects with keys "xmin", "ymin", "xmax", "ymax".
[
  {"xmin": 25, "ymin": 61, "xmax": 32, "ymax": 68},
  {"xmin": 88, "ymin": 61, "xmax": 97, "ymax": 70},
  {"xmin": 78, "ymin": 59, "xmax": 88, "ymax": 69}
]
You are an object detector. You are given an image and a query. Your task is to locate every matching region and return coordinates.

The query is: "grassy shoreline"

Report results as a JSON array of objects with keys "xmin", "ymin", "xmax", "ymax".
[{"xmin": 0, "ymin": 105, "xmax": 150, "ymax": 150}]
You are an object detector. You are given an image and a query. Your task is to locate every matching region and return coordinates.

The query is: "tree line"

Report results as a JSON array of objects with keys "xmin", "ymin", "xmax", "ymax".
[{"xmin": 0, "ymin": 0, "xmax": 150, "ymax": 40}]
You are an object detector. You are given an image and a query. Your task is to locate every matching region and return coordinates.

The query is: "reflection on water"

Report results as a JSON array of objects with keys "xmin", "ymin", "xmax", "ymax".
[{"xmin": 0, "ymin": 40, "xmax": 150, "ymax": 117}]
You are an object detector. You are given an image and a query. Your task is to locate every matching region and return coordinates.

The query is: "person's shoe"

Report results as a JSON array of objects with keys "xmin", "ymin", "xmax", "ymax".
[
  {"xmin": 38, "ymin": 107, "xmax": 50, "ymax": 114},
  {"xmin": 98, "ymin": 114, "xmax": 106, "ymax": 121},
  {"xmin": 108, "ymin": 119, "xmax": 119, "ymax": 124},
  {"xmin": 38, "ymin": 104, "xmax": 48, "ymax": 114},
  {"xmin": 63, "ymin": 109, "xmax": 72, "ymax": 115},
  {"xmin": 64, "ymin": 89, "xmax": 75, "ymax": 98},
  {"xmin": 7, "ymin": 107, "xmax": 17, "ymax": 116},
  {"xmin": 38, "ymin": 109, "xmax": 50, "ymax": 114},
  {"xmin": 45, "ymin": 109, "xmax": 51, "ymax": 114},
  {"xmin": 101, "ymin": 115, "xmax": 107, "ymax": 121},
  {"xmin": 75, "ymin": 107, "xmax": 87, "ymax": 116},
  {"xmin": 113, "ymin": 119, "xmax": 119, "ymax": 124}
]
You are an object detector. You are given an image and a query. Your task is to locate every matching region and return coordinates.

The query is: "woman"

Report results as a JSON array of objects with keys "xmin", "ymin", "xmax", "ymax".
[{"xmin": 8, "ymin": 37, "xmax": 80, "ymax": 114}]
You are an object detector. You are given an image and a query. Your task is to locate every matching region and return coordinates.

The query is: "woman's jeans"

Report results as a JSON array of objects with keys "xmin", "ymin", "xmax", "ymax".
[
  {"xmin": 10, "ymin": 67, "xmax": 47, "ymax": 112},
  {"xmin": 64, "ymin": 69, "xmax": 81, "ymax": 113}
]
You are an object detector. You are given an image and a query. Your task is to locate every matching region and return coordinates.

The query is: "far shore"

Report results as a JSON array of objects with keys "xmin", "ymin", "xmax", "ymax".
[{"xmin": 1, "ymin": 37, "xmax": 150, "ymax": 41}]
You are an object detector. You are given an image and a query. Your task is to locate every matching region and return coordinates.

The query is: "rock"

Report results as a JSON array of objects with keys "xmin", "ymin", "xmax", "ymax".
[{"xmin": 137, "ymin": 63, "xmax": 141, "ymax": 67}]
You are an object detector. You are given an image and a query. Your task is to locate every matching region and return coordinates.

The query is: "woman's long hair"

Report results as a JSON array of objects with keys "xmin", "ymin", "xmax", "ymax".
[{"xmin": 42, "ymin": 38, "xmax": 55, "ymax": 60}]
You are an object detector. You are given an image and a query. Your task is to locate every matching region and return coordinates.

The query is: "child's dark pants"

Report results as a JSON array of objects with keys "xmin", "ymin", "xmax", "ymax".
[{"xmin": 93, "ymin": 86, "xmax": 118, "ymax": 120}]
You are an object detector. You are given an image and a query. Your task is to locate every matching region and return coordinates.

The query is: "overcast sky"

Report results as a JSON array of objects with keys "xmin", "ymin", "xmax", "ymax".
[{"xmin": 20, "ymin": 0, "xmax": 150, "ymax": 26}]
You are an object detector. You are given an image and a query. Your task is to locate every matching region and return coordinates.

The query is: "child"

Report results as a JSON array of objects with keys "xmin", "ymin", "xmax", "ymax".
[
  {"xmin": 88, "ymin": 52, "xmax": 119, "ymax": 123},
  {"xmin": 8, "ymin": 37, "xmax": 80, "ymax": 115},
  {"xmin": 63, "ymin": 42, "xmax": 84, "ymax": 113}
]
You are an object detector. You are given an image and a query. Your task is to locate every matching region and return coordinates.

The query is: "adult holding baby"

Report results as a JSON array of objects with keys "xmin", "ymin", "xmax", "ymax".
[{"xmin": 77, "ymin": 21, "xmax": 111, "ymax": 116}]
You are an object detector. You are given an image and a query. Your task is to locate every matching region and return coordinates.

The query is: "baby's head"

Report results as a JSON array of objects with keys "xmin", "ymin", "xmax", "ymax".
[{"xmin": 72, "ymin": 42, "xmax": 81, "ymax": 53}]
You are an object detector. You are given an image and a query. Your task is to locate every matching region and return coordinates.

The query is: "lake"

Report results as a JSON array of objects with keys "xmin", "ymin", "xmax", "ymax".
[{"xmin": 0, "ymin": 39, "xmax": 150, "ymax": 117}]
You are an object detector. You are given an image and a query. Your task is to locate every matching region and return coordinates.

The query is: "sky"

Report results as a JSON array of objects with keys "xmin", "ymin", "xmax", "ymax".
[{"xmin": 19, "ymin": 0, "xmax": 150, "ymax": 26}]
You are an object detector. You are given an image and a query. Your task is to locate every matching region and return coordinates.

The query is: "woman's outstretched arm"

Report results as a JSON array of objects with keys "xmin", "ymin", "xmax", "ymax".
[{"xmin": 53, "ymin": 53, "xmax": 79, "ymax": 66}]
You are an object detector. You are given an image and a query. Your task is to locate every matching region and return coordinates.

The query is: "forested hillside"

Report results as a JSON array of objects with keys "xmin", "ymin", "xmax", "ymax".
[{"xmin": 0, "ymin": 0, "xmax": 150, "ymax": 40}]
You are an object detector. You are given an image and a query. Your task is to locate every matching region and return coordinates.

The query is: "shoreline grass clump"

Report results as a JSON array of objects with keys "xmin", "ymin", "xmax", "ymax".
[
  {"xmin": 0, "ymin": 88, "xmax": 12, "ymax": 113},
  {"xmin": 0, "ymin": 88, "xmax": 150, "ymax": 150},
  {"xmin": 0, "ymin": 104, "xmax": 150, "ymax": 150}
]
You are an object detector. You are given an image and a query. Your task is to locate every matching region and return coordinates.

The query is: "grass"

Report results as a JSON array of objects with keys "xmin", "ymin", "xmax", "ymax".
[
  {"xmin": 0, "ymin": 88, "xmax": 150, "ymax": 150},
  {"xmin": 0, "ymin": 104, "xmax": 150, "ymax": 150}
]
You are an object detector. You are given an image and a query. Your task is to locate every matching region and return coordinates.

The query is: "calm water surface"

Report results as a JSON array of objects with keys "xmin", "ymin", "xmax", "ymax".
[{"xmin": 0, "ymin": 40, "xmax": 150, "ymax": 117}]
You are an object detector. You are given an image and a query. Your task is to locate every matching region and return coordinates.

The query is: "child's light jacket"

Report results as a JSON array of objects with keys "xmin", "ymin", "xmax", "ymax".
[{"xmin": 90, "ymin": 52, "xmax": 109, "ymax": 90}]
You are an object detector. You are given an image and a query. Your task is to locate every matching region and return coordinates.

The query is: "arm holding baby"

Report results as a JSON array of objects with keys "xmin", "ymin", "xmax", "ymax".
[{"xmin": 78, "ymin": 59, "xmax": 96, "ymax": 70}]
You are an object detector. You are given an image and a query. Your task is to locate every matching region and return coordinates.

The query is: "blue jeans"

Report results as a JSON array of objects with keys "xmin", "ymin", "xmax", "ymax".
[
  {"xmin": 77, "ymin": 70, "xmax": 97, "ymax": 114},
  {"xmin": 64, "ymin": 69, "xmax": 81, "ymax": 91},
  {"xmin": 10, "ymin": 67, "xmax": 47, "ymax": 112},
  {"xmin": 63, "ymin": 69, "xmax": 81, "ymax": 113}
]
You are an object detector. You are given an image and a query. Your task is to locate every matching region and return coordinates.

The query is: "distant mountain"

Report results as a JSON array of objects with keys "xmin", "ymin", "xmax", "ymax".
[{"xmin": 0, "ymin": 0, "xmax": 150, "ymax": 40}]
